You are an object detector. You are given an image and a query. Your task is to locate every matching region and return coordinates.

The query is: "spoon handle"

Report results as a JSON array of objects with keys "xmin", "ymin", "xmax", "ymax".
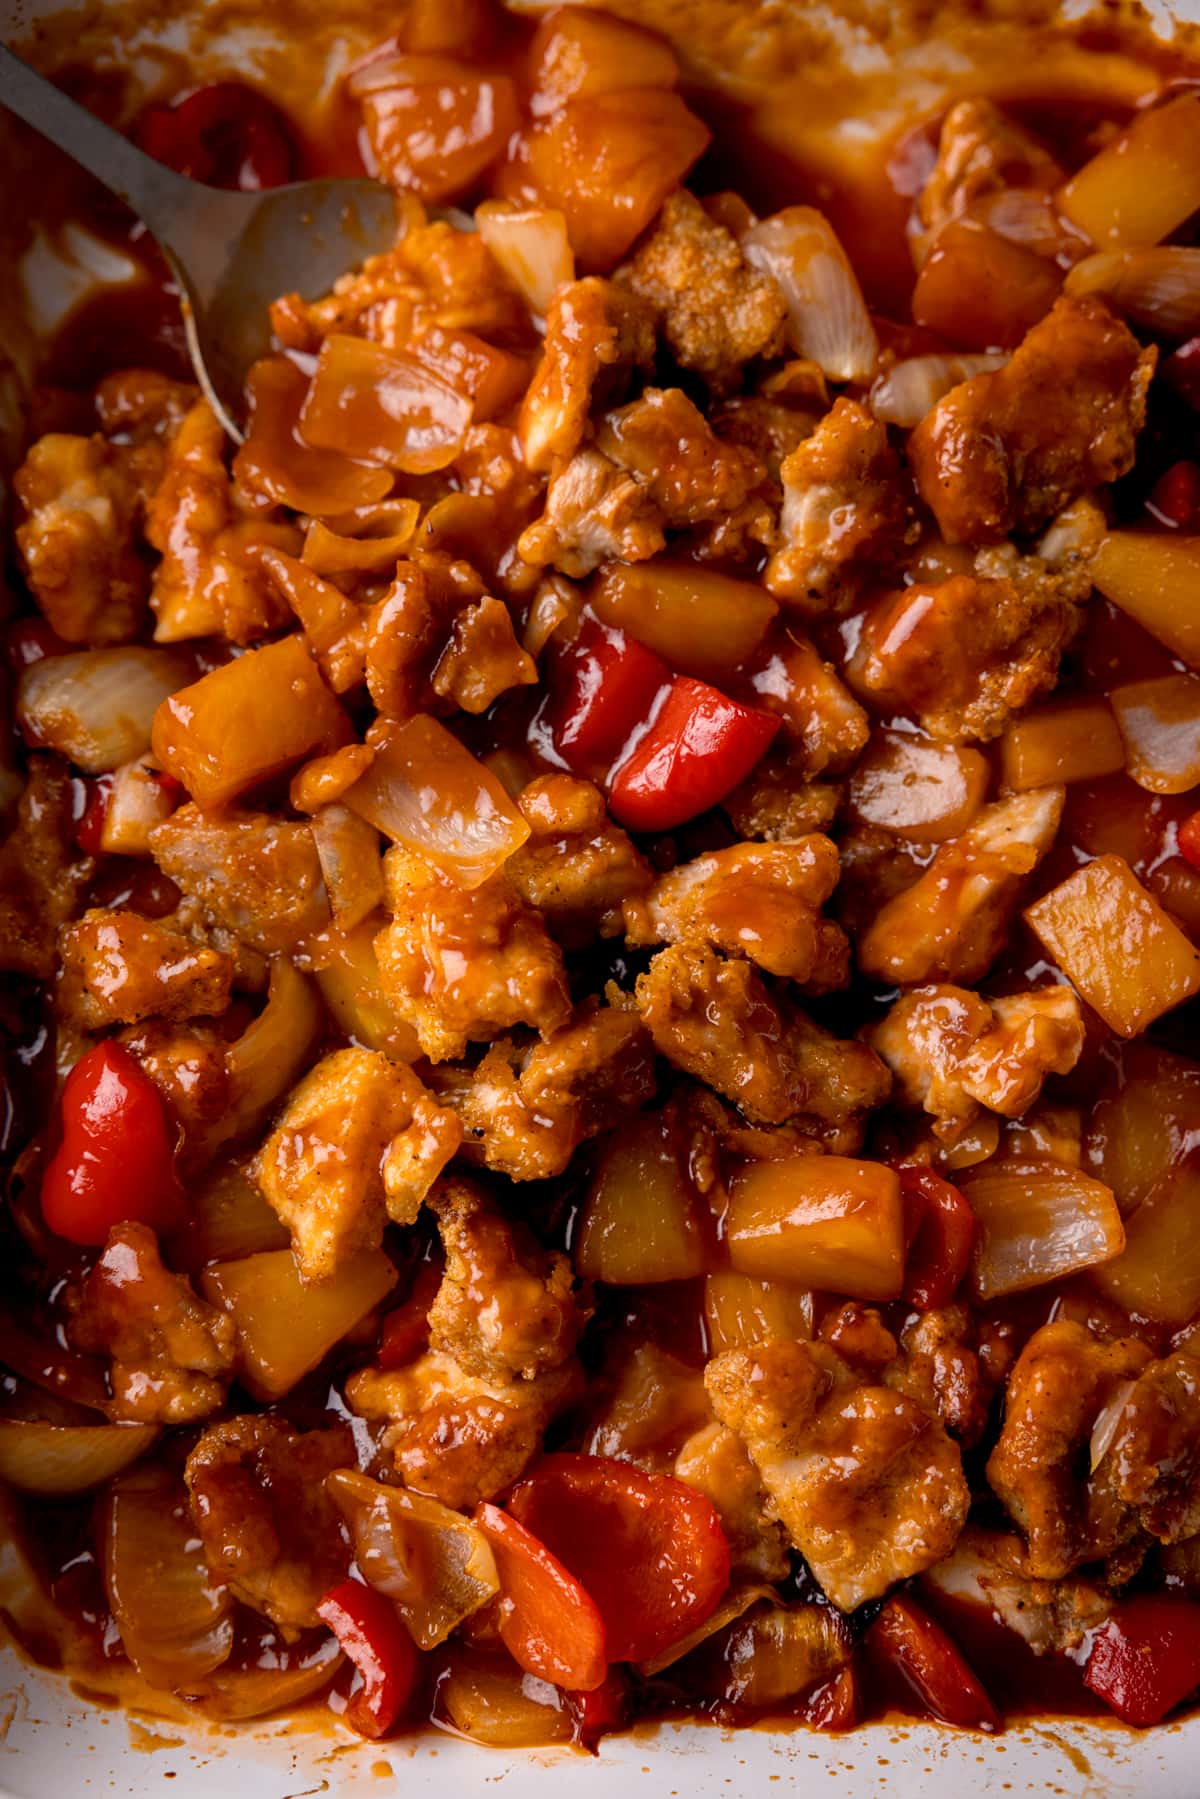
[{"xmin": 0, "ymin": 44, "xmax": 194, "ymax": 241}]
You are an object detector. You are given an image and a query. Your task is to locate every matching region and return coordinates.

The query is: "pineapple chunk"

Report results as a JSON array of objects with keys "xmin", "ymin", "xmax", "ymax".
[{"xmin": 726, "ymin": 1155, "xmax": 903, "ymax": 1300}]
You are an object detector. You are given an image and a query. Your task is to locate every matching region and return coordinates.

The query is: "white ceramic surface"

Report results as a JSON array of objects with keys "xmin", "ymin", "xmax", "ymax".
[{"xmin": 3, "ymin": 0, "xmax": 1200, "ymax": 1790}]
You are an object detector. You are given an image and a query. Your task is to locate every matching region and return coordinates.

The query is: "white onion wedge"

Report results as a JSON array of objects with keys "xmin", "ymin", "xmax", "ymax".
[
  {"xmin": 17, "ymin": 648, "xmax": 191, "ymax": 774},
  {"xmin": 476, "ymin": 200, "xmax": 575, "ymax": 317},
  {"xmin": 1065, "ymin": 247, "xmax": 1200, "ymax": 341},
  {"xmin": 743, "ymin": 208, "xmax": 878, "ymax": 383},
  {"xmin": 870, "ymin": 353, "xmax": 1007, "ymax": 427},
  {"xmin": 0, "ymin": 1421, "xmax": 157, "ymax": 1495},
  {"xmin": 223, "ymin": 956, "xmax": 323, "ymax": 1141},
  {"xmin": 960, "ymin": 1158, "xmax": 1125, "ymax": 1300}
]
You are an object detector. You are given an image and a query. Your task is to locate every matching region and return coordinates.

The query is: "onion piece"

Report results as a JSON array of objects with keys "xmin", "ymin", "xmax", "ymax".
[
  {"xmin": 743, "ymin": 207, "xmax": 878, "ymax": 383},
  {"xmin": 222, "ymin": 957, "xmax": 323, "ymax": 1142},
  {"xmin": 189, "ymin": 1632, "xmax": 344, "ymax": 1721},
  {"xmin": 638, "ymin": 1583, "xmax": 775, "ymax": 1676},
  {"xmin": 342, "ymin": 715, "xmax": 531, "ymax": 889},
  {"xmin": 523, "ymin": 576, "xmax": 579, "ymax": 658},
  {"xmin": 17, "ymin": 648, "xmax": 191, "ymax": 775},
  {"xmin": 327, "ymin": 1468, "xmax": 499, "ymax": 1650},
  {"xmin": 0, "ymin": 1484, "xmax": 92, "ymax": 1667},
  {"xmin": 0, "ymin": 1421, "xmax": 157, "ymax": 1495},
  {"xmin": 234, "ymin": 356, "xmax": 393, "ymax": 515},
  {"xmin": 201, "ymin": 1247, "xmax": 397, "ymax": 1401},
  {"xmin": 1089, "ymin": 1380, "xmax": 1136, "ymax": 1473},
  {"xmin": 1064, "ymin": 248, "xmax": 1200, "ymax": 341},
  {"xmin": 847, "ymin": 731, "xmax": 990, "ymax": 842},
  {"xmin": 1092, "ymin": 1162, "xmax": 1200, "ymax": 1325},
  {"xmin": 721, "ymin": 1605, "xmax": 850, "ymax": 1709},
  {"xmin": 437, "ymin": 1649, "xmax": 573, "ymax": 1747},
  {"xmin": 476, "ymin": 199, "xmax": 575, "ymax": 316},
  {"xmin": 302, "ymin": 507, "xmax": 419, "ymax": 577},
  {"xmin": 870, "ymin": 353, "xmax": 1007, "ymax": 427},
  {"xmin": 100, "ymin": 1466, "xmax": 234, "ymax": 1690},
  {"xmin": 299, "ymin": 335, "xmax": 471, "ymax": 475},
  {"xmin": 311, "ymin": 804, "xmax": 385, "ymax": 931},
  {"xmin": 959, "ymin": 1158, "xmax": 1125, "ymax": 1301},
  {"xmin": 1110, "ymin": 673, "xmax": 1200, "ymax": 795},
  {"xmin": 100, "ymin": 754, "xmax": 181, "ymax": 855}
]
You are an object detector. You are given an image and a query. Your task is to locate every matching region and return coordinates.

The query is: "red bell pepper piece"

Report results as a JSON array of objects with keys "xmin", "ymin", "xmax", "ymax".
[
  {"xmin": 1164, "ymin": 336, "xmax": 1200, "ymax": 412},
  {"xmin": 316, "ymin": 1577, "xmax": 421, "ymax": 1739},
  {"xmin": 1178, "ymin": 809, "xmax": 1200, "ymax": 873},
  {"xmin": 74, "ymin": 775, "xmax": 115, "ymax": 857},
  {"xmin": 376, "ymin": 1261, "xmax": 442, "ymax": 1371},
  {"xmin": 506, "ymin": 1453, "xmax": 731, "ymax": 1664},
  {"xmin": 474, "ymin": 1501, "xmax": 608, "ymax": 1691},
  {"xmin": 899, "ymin": 1166, "xmax": 976, "ymax": 1310},
  {"xmin": 136, "ymin": 82, "xmax": 296, "ymax": 190},
  {"xmin": 4, "ymin": 618, "xmax": 69, "ymax": 671},
  {"xmin": 39, "ymin": 1042, "xmax": 186, "ymax": 1247},
  {"xmin": 544, "ymin": 616, "xmax": 671, "ymax": 776},
  {"xmin": 1146, "ymin": 460, "xmax": 1200, "ymax": 531},
  {"xmin": 565, "ymin": 1667, "xmax": 630, "ymax": 1748},
  {"xmin": 1084, "ymin": 1594, "xmax": 1200, "ymax": 1726},
  {"xmin": 800, "ymin": 1665, "xmax": 860, "ymax": 1732},
  {"xmin": 608, "ymin": 675, "xmax": 780, "ymax": 833},
  {"xmin": 866, "ymin": 1593, "xmax": 999, "ymax": 1732}
]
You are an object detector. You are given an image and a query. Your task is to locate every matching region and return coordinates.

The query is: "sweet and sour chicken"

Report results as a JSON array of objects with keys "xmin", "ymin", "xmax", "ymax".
[{"xmin": 4, "ymin": 0, "xmax": 1200, "ymax": 1754}]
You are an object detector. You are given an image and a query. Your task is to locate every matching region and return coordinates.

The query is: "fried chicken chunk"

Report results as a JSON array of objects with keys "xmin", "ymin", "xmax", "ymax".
[
  {"xmin": 707, "ymin": 1337, "xmax": 969, "ymax": 1611},
  {"xmin": 254, "ymin": 1046, "xmax": 462, "ymax": 1280},
  {"xmin": 150, "ymin": 806, "xmax": 330, "ymax": 954},
  {"xmin": 626, "ymin": 837, "xmax": 848, "ymax": 990},
  {"xmin": 185, "ymin": 1417, "xmax": 354, "ymax": 1633},
  {"xmin": 14, "ymin": 433, "xmax": 156, "ymax": 643},
  {"xmin": 0, "ymin": 758, "xmax": 92, "ymax": 979},
  {"xmin": 868, "ymin": 983, "xmax": 1084, "ymax": 1144},
  {"xmin": 857, "ymin": 787, "xmax": 1064, "ymax": 986},
  {"xmin": 909, "ymin": 296, "xmax": 1154, "ymax": 543},
  {"xmin": 374, "ymin": 849, "xmax": 571, "ymax": 1062},
  {"xmin": 636, "ymin": 942, "xmax": 889, "ymax": 1144},
  {"xmin": 765, "ymin": 399, "xmax": 913, "ymax": 612},
  {"xmin": 506, "ymin": 774, "xmax": 652, "ymax": 947},
  {"xmin": 69, "ymin": 1223, "xmax": 235, "ymax": 1424},
  {"xmin": 57, "ymin": 908, "xmax": 235, "ymax": 1031},
  {"xmin": 618, "ymin": 189, "xmax": 787, "ymax": 388},
  {"xmin": 518, "ymin": 276, "xmax": 655, "ymax": 472},
  {"xmin": 345, "ymin": 1183, "xmax": 583, "ymax": 1509}
]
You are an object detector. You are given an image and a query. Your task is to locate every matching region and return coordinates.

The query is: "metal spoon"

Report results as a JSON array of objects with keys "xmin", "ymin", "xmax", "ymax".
[{"xmin": 0, "ymin": 44, "xmax": 398, "ymax": 441}]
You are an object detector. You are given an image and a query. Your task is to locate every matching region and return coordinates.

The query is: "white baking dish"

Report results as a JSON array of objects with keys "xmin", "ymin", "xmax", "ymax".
[{"xmin": 2, "ymin": 0, "xmax": 1200, "ymax": 1790}]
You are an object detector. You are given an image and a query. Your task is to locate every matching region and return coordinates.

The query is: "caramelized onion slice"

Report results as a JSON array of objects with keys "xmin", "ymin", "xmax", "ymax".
[
  {"xmin": 476, "ymin": 199, "xmax": 575, "ymax": 315},
  {"xmin": 638, "ymin": 1583, "xmax": 775, "ymax": 1677},
  {"xmin": 1065, "ymin": 248, "xmax": 1200, "ymax": 342},
  {"xmin": 100, "ymin": 1466, "xmax": 234, "ymax": 1690},
  {"xmin": 0, "ymin": 1422, "xmax": 157, "ymax": 1495},
  {"xmin": 189, "ymin": 1632, "xmax": 344, "ymax": 1721},
  {"xmin": 327, "ymin": 1468, "xmax": 499, "ymax": 1650},
  {"xmin": 234, "ymin": 356, "xmax": 393, "ymax": 515},
  {"xmin": 743, "ymin": 207, "xmax": 878, "ymax": 382},
  {"xmin": 437, "ymin": 1648, "xmax": 572, "ymax": 1747},
  {"xmin": 18, "ymin": 648, "xmax": 191, "ymax": 775},
  {"xmin": 223, "ymin": 956, "xmax": 323, "ymax": 1142},
  {"xmin": 299, "ymin": 335, "xmax": 471, "ymax": 475},
  {"xmin": 342, "ymin": 715, "xmax": 530, "ymax": 889},
  {"xmin": 870, "ymin": 353, "xmax": 1006, "ymax": 427},
  {"xmin": 959, "ymin": 1158, "xmax": 1125, "ymax": 1301}
]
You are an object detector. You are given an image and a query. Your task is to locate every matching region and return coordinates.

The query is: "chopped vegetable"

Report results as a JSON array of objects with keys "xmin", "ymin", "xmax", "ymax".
[
  {"xmin": 1084, "ymin": 1594, "xmax": 1200, "ymax": 1726},
  {"xmin": 543, "ymin": 615, "xmax": 670, "ymax": 777},
  {"xmin": 299, "ymin": 335, "xmax": 473, "ymax": 474},
  {"xmin": 474, "ymin": 1502, "xmax": 608, "ymax": 1691},
  {"xmin": 703, "ymin": 1272, "xmax": 814, "ymax": 1354},
  {"xmin": 848, "ymin": 733, "xmax": 989, "ymax": 841},
  {"xmin": 575, "ymin": 1112, "xmax": 709, "ymax": 1284},
  {"xmin": 234, "ymin": 356, "xmax": 393, "ymax": 514},
  {"xmin": 899, "ymin": 1166, "xmax": 975, "ymax": 1310},
  {"xmin": 590, "ymin": 562, "xmax": 778, "ymax": 683},
  {"xmin": 152, "ymin": 635, "xmax": 347, "ymax": 807},
  {"xmin": 1065, "ymin": 247, "xmax": 1200, "ymax": 341},
  {"xmin": 959, "ymin": 1157, "xmax": 1125, "ymax": 1300},
  {"xmin": 200, "ymin": 1247, "xmax": 397, "ymax": 1400},
  {"xmin": 327, "ymin": 1468, "xmax": 500, "ymax": 1651},
  {"xmin": 608, "ymin": 676, "xmax": 780, "ymax": 833},
  {"xmin": 726, "ymin": 1155, "xmax": 905, "ymax": 1301},
  {"xmin": 1059, "ymin": 92, "xmax": 1200, "ymax": 248},
  {"xmin": 438, "ymin": 1648, "xmax": 574, "ymax": 1746},
  {"xmin": 352, "ymin": 55, "xmax": 519, "ymax": 204},
  {"xmin": 1090, "ymin": 531, "xmax": 1200, "ymax": 668},
  {"xmin": 1000, "ymin": 696, "xmax": 1126, "ymax": 791},
  {"xmin": 507, "ymin": 1454, "xmax": 731, "ymax": 1664},
  {"xmin": 475, "ymin": 200, "xmax": 574, "ymax": 314},
  {"xmin": 316, "ymin": 1577, "xmax": 421, "ymax": 1739},
  {"xmin": 0, "ymin": 1422, "xmax": 157, "ymax": 1496},
  {"xmin": 40, "ymin": 1041, "xmax": 185, "ymax": 1247},
  {"xmin": 1110, "ymin": 673, "xmax": 1200, "ymax": 795},
  {"xmin": 1025, "ymin": 854, "xmax": 1200, "ymax": 1036},
  {"xmin": 867, "ymin": 1593, "xmax": 999, "ymax": 1732},
  {"xmin": 18, "ymin": 648, "xmax": 191, "ymax": 775},
  {"xmin": 1091, "ymin": 1163, "xmax": 1200, "ymax": 1324},
  {"xmin": 913, "ymin": 219, "xmax": 1062, "ymax": 351},
  {"xmin": 743, "ymin": 207, "xmax": 878, "ymax": 382},
  {"xmin": 341, "ymin": 715, "xmax": 530, "ymax": 888}
]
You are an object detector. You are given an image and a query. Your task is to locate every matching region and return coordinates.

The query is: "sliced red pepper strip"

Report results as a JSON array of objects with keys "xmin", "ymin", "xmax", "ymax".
[
  {"xmin": 544, "ymin": 615, "xmax": 671, "ymax": 776},
  {"xmin": 565, "ymin": 1667, "xmax": 630, "ymax": 1749},
  {"xmin": 1164, "ymin": 335, "xmax": 1200, "ymax": 412},
  {"xmin": 608, "ymin": 674, "xmax": 780, "ymax": 833},
  {"xmin": 39, "ymin": 1042, "xmax": 187, "ymax": 1247},
  {"xmin": 899, "ymin": 1166, "xmax": 975, "ymax": 1310},
  {"xmin": 474, "ymin": 1501, "xmax": 608, "ymax": 1691},
  {"xmin": 506, "ymin": 1452, "xmax": 731, "ymax": 1664},
  {"xmin": 136, "ymin": 82, "xmax": 296, "ymax": 190},
  {"xmin": 1178, "ymin": 808, "xmax": 1200, "ymax": 873},
  {"xmin": 316, "ymin": 1577, "xmax": 421, "ymax": 1739},
  {"xmin": 867, "ymin": 1593, "xmax": 999, "ymax": 1732},
  {"xmin": 1146, "ymin": 460, "xmax": 1200, "ymax": 531},
  {"xmin": 801, "ymin": 1665, "xmax": 860, "ymax": 1732},
  {"xmin": 1084, "ymin": 1594, "xmax": 1200, "ymax": 1727}
]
